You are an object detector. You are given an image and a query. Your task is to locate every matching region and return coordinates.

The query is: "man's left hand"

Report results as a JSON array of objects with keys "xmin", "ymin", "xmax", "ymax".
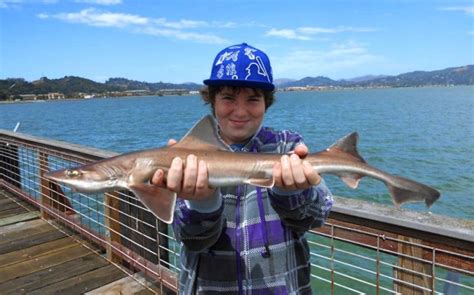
[{"xmin": 273, "ymin": 144, "xmax": 321, "ymax": 191}]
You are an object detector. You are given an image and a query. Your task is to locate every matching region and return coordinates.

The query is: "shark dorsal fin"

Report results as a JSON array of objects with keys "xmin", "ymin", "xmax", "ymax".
[
  {"xmin": 173, "ymin": 115, "xmax": 229, "ymax": 151},
  {"xmin": 327, "ymin": 132, "xmax": 366, "ymax": 163}
]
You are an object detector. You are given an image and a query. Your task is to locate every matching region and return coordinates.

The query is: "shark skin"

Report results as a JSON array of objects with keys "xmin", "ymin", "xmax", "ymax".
[{"xmin": 44, "ymin": 115, "xmax": 441, "ymax": 224}]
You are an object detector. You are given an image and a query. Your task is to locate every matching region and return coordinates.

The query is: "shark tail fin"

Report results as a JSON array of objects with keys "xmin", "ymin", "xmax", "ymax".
[
  {"xmin": 387, "ymin": 175, "xmax": 441, "ymax": 207},
  {"xmin": 129, "ymin": 184, "xmax": 176, "ymax": 224}
]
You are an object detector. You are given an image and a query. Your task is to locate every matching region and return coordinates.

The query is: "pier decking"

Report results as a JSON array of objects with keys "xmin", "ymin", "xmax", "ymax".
[{"xmin": 0, "ymin": 189, "xmax": 155, "ymax": 294}]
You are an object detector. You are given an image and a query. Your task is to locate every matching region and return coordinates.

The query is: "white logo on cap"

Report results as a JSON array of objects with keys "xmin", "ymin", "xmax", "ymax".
[
  {"xmin": 244, "ymin": 48, "xmax": 257, "ymax": 60},
  {"xmin": 245, "ymin": 56, "xmax": 270, "ymax": 82},
  {"xmin": 215, "ymin": 50, "xmax": 240, "ymax": 66},
  {"xmin": 217, "ymin": 65, "xmax": 224, "ymax": 79},
  {"xmin": 226, "ymin": 62, "xmax": 238, "ymax": 79}
]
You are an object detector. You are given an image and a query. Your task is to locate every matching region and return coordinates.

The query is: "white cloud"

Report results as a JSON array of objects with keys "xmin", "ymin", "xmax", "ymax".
[
  {"xmin": 439, "ymin": 6, "xmax": 474, "ymax": 15},
  {"xmin": 273, "ymin": 41, "xmax": 383, "ymax": 78},
  {"xmin": 37, "ymin": 8, "xmax": 228, "ymax": 44},
  {"xmin": 75, "ymin": 0, "xmax": 122, "ymax": 5},
  {"xmin": 299, "ymin": 26, "xmax": 377, "ymax": 34},
  {"xmin": 153, "ymin": 18, "xmax": 208, "ymax": 29},
  {"xmin": 265, "ymin": 28, "xmax": 311, "ymax": 40},
  {"xmin": 0, "ymin": 0, "xmax": 23, "ymax": 9},
  {"xmin": 137, "ymin": 27, "xmax": 228, "ymax": 44},
  {"xmin": 266, "ymin": 26, "xmax": 377, "ymax": 40},
  {"xmin": 46, "ymin": 8, "xmax": 148, "ymax": 27},
  {"xmin": 1, "ymin": 0, "xmax": 61, "ymax": 8}
]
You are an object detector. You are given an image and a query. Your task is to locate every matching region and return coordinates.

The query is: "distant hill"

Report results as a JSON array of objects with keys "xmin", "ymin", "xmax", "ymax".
[
  {"xmin": 341, "ymin": 75, "xmax": 389, "ymax": 83},
  {"xmin": 280, "ymin": 76, "xmax": 339, "ymax": 88},
  {"xmin": 0, "ymin": 76, "xmax": 201, "ymax": 100},
  {"xmin": 1, "ymin": 65, "xmax": 472, "ymax": 100},
  {"xmin": 273, "ymin": 78, "xmax": 297, "ymax": 87},
  {"xmin": 1, "ymin": 76, "xmax": 120, "ymax": 97},
  {"xmin": 354, "ymin": 65, "xmax": 474, "ymax": 87},
  {"xmin": 105, "ymin": 78, "xmax": 201, "ymax": 92},
  {"xmin": 280, "ymin": 65, "xmax": 474, "ymax": 88}
]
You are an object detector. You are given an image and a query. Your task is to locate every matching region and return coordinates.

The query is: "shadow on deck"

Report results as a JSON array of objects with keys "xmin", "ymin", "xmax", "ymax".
[{"xmin": 0, "ymin": 189, "xmax": 157, "ymax": 295}]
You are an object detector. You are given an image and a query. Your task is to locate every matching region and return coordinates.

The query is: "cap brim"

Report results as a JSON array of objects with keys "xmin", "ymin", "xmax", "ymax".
[{"xmin": 203, "ymin": 79, "xmax": 275, "ymax": 91}]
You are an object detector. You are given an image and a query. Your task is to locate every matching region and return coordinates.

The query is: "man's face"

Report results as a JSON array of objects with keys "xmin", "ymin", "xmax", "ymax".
[{"xmin": 214, "ymin": 87, "xmax": 265, "ymax": 145}]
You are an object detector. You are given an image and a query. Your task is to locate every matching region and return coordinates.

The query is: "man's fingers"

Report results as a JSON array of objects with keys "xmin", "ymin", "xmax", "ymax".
[
  {"xmin": 280, "ymin": 155, "xmax": 295, "ymax": 188},
  {"xmin": 195, "ymin": 160, "xmax": 209, "ymax": 193},
  {"xmin": 167, "ymin": 157, "xmax": 183, "ymax": 193},
  {"xmin": 182, "ymin": 155, "xmax": 198, "ymax": 195},
  {"xmin": 303, "ymin": 161, "xmax": 321, "ymax": 186},
  {"xmin": 273, "ymin": 161, "xmax": 282, "ymax": 187},
  {"xmin": 151, "ymin": 169, "xmax": 165, "ymax": 186},
  {"xmin": 290, "ymin": 154, "xmax": 309, "ymax": 188},
  {"xmin": 294, "ymin": 144, "xmax": 309, "ymax": 158}
]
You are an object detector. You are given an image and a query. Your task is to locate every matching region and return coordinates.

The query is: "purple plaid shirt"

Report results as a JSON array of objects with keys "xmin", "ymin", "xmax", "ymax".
[{"xmin": 173, "ymin": 126, "xmax": 333, "ymax": 294}]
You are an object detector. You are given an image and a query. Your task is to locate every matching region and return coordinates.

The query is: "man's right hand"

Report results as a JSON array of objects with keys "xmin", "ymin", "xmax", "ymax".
[{"xmin": 151, "ymin": 139, "xmax": 216, "ymax": 200}]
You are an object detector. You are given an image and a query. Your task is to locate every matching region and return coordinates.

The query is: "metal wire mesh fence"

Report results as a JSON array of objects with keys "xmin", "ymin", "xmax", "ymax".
[{"xmin": 1, "ymin": 129, "xmax": 473, "ymax": 294}]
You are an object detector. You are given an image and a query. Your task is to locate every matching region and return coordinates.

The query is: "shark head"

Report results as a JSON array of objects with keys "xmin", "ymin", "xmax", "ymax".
[{"xmin": 44, "ymin": 163, "xmax": 125, "ymax": 193}]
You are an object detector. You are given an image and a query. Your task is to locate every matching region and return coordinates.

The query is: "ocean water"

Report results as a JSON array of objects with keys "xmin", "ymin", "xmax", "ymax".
[{"xmin": 1, "ymin": 86, "xmax": 473, "ymax": 220}]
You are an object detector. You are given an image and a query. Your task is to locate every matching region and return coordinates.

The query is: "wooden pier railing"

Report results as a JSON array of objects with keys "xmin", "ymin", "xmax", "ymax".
[{"xmin": 1, "ymin": 129, "xmax": 473, "ymax": 294}]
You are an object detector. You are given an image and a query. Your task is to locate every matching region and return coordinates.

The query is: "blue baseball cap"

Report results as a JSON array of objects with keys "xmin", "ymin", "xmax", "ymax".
[{"xmin": 203, "ymin": 43, "xmax": 275, "ymax": 91}]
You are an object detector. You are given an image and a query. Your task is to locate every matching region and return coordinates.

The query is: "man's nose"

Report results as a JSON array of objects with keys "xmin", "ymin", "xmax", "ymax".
[{"xmin": 233, "ymin": 99, "xmax": 248, "ymax": 115}]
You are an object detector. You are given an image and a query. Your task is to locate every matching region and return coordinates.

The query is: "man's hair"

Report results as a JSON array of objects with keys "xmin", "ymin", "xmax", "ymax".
[{"xmin": 200, "ymin": 86, "xmax": 275, "ymax": 114}]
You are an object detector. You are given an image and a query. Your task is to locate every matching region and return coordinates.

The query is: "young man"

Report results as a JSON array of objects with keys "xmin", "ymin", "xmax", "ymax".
[{"xmin": 152, "ymin": 43, "xmax": 333, "ymax": 294}]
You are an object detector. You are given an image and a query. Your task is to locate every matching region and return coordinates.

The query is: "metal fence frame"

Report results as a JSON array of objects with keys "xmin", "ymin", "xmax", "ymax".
[{"xmin": 1, "ymin": 129, "xmax": 473, "ymax": 294}]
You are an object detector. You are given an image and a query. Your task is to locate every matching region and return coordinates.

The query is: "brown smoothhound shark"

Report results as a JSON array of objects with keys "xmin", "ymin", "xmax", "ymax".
[{"xmin": 44, "ymin": 115, "xmax": 440, "ymax": 224}]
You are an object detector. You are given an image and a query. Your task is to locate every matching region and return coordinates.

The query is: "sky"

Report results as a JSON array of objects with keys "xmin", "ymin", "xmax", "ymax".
[{"xmin": 0, "ymin": 0, "xmax": 473, "ymax": 84}]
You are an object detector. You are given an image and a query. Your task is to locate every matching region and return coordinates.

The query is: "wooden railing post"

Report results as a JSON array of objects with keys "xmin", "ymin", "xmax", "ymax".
[
  {"xmin": 39, "ymin": 151, "xmax": 53, "ymax": 219},
  {"xmin": 394, "ymin": 235, "xmax": 433, "ymax": 294},
  {"xmin": 105, "ymin": 192, "xmax": 122, "ymax": 263}
]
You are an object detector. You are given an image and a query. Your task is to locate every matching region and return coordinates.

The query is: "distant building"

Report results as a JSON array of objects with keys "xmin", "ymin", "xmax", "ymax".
[
  {"xmin": 47, "ymin": 92, "xmax": 65, "ymax": 99},
  {"xmin": 157, "ymin": 89, "xmax": 189, "ymax": 95},
  {"xmin": 18, "ymin": 94, "xmax": 37, "ymax": 100}
]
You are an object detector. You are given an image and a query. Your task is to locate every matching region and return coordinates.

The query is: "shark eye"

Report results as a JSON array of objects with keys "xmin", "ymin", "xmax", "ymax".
[{"xmin": 66, "ymin": 169, "xmax": 81, "ymax": 178}]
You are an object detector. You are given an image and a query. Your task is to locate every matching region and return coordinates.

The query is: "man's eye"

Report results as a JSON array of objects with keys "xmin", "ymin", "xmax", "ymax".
[{"xmin": 248, "ymin": 97, "xmax": 262, "ymax": 102}]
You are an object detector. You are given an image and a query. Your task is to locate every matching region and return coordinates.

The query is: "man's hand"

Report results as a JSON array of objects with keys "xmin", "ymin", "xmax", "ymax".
[
  {"xmin": 273, "ymin": 144, "xmax": 321, "ymax": 191},
  {"xmin": 151, "ymin": 139, "xmax": 216, "ymax": 200}
]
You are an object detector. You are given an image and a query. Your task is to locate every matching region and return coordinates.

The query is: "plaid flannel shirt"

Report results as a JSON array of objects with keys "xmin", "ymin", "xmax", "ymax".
[{"xmin": 173, "ymin": 126, "xmax": 333, "ymax": 295}]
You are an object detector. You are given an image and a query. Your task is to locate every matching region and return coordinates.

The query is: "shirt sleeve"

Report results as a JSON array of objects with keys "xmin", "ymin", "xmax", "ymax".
[
  {"xmin": 172, "ymin": 191, "xmax": 225, "ymax": 252},
  {"xmin": 269, "ymin": 179, "xmax": 333, "ymax": 232},
  {"xmin": 268, "ymin": 130, "xmax": 334, "ymax": 232}
]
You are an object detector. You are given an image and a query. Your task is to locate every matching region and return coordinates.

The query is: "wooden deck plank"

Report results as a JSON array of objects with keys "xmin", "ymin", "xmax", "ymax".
[
  {"xmin": 0, "ymin": 211, "xmax": 39, "ymax": 226},
  {"xmin": 0, "ymin": 206, "xmax": 28, "ymax": 218},
  {"xmin": 28, "ymin": 264, "xmax": 126, "ymax": 295},
  {"xmin": 0, "ymin": 197, "xmax": 14, "ymax": 205},
  {"xmin": 0, "ymin": 189, "xmax": 163, "ymax": 294},
  {"xmin": 0, "ymin": 242, "xmax": 100, "ymax": 283},
  {"xmin": 0, "ymin": 235, "xmax": 80, "ymax": 267},
  {"xmin": 0, "ymin": 225, "xmax": 67, "ymax": 255},
  {"xmin": 0, "ymin": 253, "xmax": 110, "ymax": 294},
  {"xmin": 0, "ymin": 219, "xmax": 55, "ymax": 240},
  {"xmin": 0, "ymin": 199, "xmax": 29, "ymax": 211},
  {"xmin": 86, "ymin": 274, "xmax": 157, "ymax": 295}
]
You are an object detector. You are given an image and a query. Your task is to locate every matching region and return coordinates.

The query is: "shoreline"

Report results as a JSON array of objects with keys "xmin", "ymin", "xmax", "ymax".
[{"xmin": 1, "ymin": 85, "xmax": 472, "ymax": 105}]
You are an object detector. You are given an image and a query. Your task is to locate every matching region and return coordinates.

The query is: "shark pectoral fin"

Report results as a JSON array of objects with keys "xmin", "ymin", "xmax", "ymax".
[
  {"xmin": 245, "ymin": 178, "xmax": 275, "ymax": 188},
  {"xmin": 340, "ymin": 173, "xmax": 364, "ymax": 189},
  {"xmin": 129, "ymin": 184, "xmax": 176, "ymax": 224}
]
